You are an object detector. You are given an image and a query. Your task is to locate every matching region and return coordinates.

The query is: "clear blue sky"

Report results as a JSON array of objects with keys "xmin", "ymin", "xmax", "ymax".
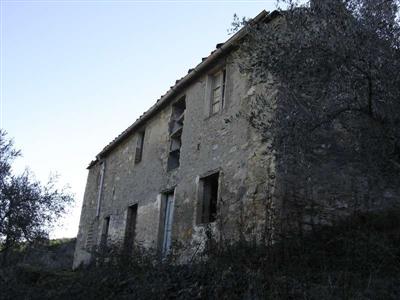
[{"xmin": 1, "ymin": 0, "xmax": 279, "ymax": 239}]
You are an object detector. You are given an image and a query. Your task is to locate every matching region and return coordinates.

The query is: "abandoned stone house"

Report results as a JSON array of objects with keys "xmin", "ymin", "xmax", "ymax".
[
  {"xmin": 73, "ymin": 7, "xmax": 400, "ymax": 268},
  {"xmin": 73, "ymin": 10, "xmax": 279, "ymax": 268}
]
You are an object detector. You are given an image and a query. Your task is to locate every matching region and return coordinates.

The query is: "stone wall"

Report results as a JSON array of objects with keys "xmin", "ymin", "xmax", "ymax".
[{"xmin": 73, "ymin": 51, "xmax": 276, "ymax": 268}]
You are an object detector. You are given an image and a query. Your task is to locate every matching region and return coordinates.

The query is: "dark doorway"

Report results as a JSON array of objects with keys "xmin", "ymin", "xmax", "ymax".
[{"xmin": 124, "ymin": 204, "xmax": 138, "ymax": 252}]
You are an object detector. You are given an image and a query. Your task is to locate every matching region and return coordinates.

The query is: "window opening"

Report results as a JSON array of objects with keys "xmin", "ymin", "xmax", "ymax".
[
  {"xmin": 210, "ymin": 69, "xmax": 226, "ymax": 115},
  {"xmin": 167, "ymin": 97, "xmax": 186, "ymax": 171},
  {"xmin": 198, "ymin": 172, "xmax": 219, "ymax": 224},
  {"xmin": 160, "ymin": 191, "xmax": 175, "ymax": 256},
  {"xmin": 124, "ymin": 204, "xmax": 138, "ymax": 252},
  {"xmin": 135, "ymin": 131, "xmax": 145, "ymax": 163},
  {"xmin": 101, "ymin": 216, "xmax": 110, "ymax": 247}
]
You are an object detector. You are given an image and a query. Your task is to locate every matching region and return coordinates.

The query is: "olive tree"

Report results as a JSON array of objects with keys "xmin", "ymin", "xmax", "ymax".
[
  {"xmin": 0, "ymin": 130, "xmax": 73, "ymax": 265},
  {"xmin": 235, "ymin": 0, "xmax": 400, "ymax": 237}
]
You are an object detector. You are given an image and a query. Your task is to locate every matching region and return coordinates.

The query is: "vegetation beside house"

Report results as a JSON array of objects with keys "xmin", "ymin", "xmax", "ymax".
[
  {"xmin": 1, "ymin": 0, "xmax": 400, "ymax": 299},
  {"xmin": 1, "ymin": 211, "xmax": 400, "ymax": 299}
]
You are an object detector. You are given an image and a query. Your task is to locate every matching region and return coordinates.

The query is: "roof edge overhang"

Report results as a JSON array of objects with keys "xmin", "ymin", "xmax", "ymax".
[{"xmin": 87, "ymin": 9, "xmax": 279, "ymax": 170}]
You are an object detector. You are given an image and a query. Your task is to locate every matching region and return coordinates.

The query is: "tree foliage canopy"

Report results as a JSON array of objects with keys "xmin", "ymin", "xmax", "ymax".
[
  {"xmin": 237, "ymin": 0, "xmax": 399, "ymax": 172},
  {"xmin": 234, "ymin": 0, "xmax": 400, "ymax": 233},
  {"xmin": 242, "ymin": 0, "xmax": 400, "ymax": 153},
  {"xmin": 0, "ymin": 130, "xmax": 73, "ymax": 262}
]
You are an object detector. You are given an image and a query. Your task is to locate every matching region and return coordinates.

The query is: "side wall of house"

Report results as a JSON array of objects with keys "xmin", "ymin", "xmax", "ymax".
[
  {"xmin": 73, "ymin": 52, "xmax": 276, "ymax": 267},
  {"xmin": 73, "ymin": 164, "xmax": 102, "ymax": 268}
]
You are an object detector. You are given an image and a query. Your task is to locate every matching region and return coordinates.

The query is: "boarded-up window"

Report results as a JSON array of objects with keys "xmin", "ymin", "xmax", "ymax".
[
  {"xmin": 198, "ymin": 172, "xmax": 219, "ymax": 224},
  {"xmin": 124, "ymin": 204, "xmax": 138, "ymax": 252},
  {"xmin": 135, "ymin": 131, "xmax": 145, "ymax": 163}
]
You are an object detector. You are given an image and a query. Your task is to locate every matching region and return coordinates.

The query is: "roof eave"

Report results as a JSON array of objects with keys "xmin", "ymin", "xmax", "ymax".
[{"xmin": 88, "ymin": 9, "xmax": 279, "ymax": 169}]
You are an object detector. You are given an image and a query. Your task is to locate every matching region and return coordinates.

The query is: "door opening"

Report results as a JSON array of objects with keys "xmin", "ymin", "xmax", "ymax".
[
  {"xmin": 161, "ymin": 191, "xmax": 175, "ymax": 256},
  {"xmin": 124, "ymin": 204, "xmax": 138, "ymax": 253}
]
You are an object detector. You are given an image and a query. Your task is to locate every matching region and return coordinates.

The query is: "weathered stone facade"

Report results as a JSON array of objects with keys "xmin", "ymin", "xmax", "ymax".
[
  {"xmin": 74, "ymin": 8, "xmax": 400, "ymax": 269},
  {"xmin": 73, "ymin": 10, "xmax": 277, "ymax": 268}
]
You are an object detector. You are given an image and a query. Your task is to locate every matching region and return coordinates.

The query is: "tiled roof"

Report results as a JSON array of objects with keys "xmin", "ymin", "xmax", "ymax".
[{"xmin": 88, "ymin": 10, "xmax": 277, "ymax": 169}]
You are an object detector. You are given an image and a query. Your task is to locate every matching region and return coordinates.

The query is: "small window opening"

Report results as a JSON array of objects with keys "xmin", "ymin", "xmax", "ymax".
[
  {"xmin": 135, "ymin": 131, "xmax": 145, "ymax": 164},
  {"xmin": 112, "ymin": 186, "xmax": 116, "ymax": 201},
  {"xmin": 124, "ymin": 204, "xmax": 138, "ymax": 252},
  {"xmin": 96, "ymin": 162, "xmax": 105, "ymax": 217},
  {"xmin": 198, "ymin": 172, "xmax": 219, "ymax": 224},
  {"xmin": 210, "ymin": 69, "xmax": 226, "ymax": 115},
  {"xmin": 168, "ymin": 97, "xmax": 186, "ymax": 171},
  {"xmin": 101, "ymin": 216, "xmax": 110, "ymax": 247}
]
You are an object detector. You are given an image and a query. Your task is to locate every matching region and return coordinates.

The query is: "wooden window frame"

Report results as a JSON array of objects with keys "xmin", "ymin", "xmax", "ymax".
[
  {"xmin": 209, "ymin": 69, "xmax": 226, "ymax": 116},
  {"xmin": 167, "ymin": 97, "xmax": 186, "ymax": 171},
  {"xmin": 157, "ymin": 190, "xmax": 175, "ymax": 257}
]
